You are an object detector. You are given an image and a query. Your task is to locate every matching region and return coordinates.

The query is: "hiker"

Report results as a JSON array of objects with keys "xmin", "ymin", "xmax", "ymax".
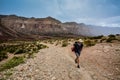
[{"xmin": 72, "ymin": 39, "xmax": 83, "ymax": 68}]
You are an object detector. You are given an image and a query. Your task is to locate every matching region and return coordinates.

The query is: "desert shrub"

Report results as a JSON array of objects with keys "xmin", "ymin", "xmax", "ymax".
[
  {"xmin": 116, "ymin": 36, "xmax": 120, "ymax": 41},
  {"xmin": 106, "ymin": 37, "xmax": 116, "ymax": 43},
  {"xmin": 26, "ymin": 43, "xmax": 47, "ymax": 58},
  {"xmin": 62, "ymin": 41, "xmax": 69, "ymax": 47},
  {"xmin": 36, "ymin": 44, "xmax": 48, "ymax": 49},
  {"xmin": 15, "ymin": 48, "xmax": 26, "ymax": 54},
  {"xmin": 0, "ymin": 56, "xmax": 24, "ymax": 71},
  {"xmin": 88, "ymin": 35, "xmax": 104, "ymax": 39},
  {"xmin": 116, "ymin": 34, "xmax": 120, "ymax": 36},
  {"xmin": 62, "ymin": 43, "xmax": 67, "ymax": 47},
  {"xmin": 99, "ymin": 37, "xmax": 107, "ymax": 43},
  {"xmin": 106, "ymin": 38, "xmax": 112, "ymax": 42},
  {"xmin": 84, "ymin": 39, "xmax": 96, "ymax": 47},
  {"xmin": 48, "ymin": 40, "xmax": 54, "ymax": 44},
  {"xmin": 7, "ymin": 47, "xmax": 16, "ymax": 53},
  {"xmin": 27, "ymin": 49, "xmax": 34, "ymax": 58},
  {"xmin": 106, "ymin": 35, "xmax": 117, "ymax": 43},
  {"xmin": 0, "ymin": 45, "xmax": 22, "ymax": 54},
  {"xmin": 6, "ymin": 46, "xmax": 17, "ymax": 53},
  {"xmin": 0, "ymin": 42, "xmax": 48, "ymax": 60},
  {"xmin": 36, "ymin": 44, "xmax": 43, "ymax": 49},
  {"xmin": 33, "ymin": 47, "xmax": 38, "ymax": 53},
  {"xmin": 0, "ymin": 51, "xmax": 8, "ymax": 61},
  {"xmin": 108, "ymin": 34, "xmax": 115, "ymax": 38}
]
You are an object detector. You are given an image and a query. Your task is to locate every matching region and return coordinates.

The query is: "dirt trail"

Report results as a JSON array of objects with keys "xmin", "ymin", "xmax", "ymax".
[
  {"xmin": 1, "ymin": 42, "xmax": 120, "ymax": 80},
  {"xmin": 2, "ymin": 43, "xmax": 93, "ymax": 80}
]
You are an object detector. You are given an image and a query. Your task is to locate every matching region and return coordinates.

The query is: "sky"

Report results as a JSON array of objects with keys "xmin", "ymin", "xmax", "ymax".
[{"xmin": 0, "ymin": 0, "xmax": 120, "ymax": 27}]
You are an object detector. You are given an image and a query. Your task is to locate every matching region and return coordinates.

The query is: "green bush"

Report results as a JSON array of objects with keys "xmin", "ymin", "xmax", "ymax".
[
  {"xmin": 0, "ymin": 51, "xmax": 8, "ymax": 61},
  {"xmin": 0, "ymin": 45, "xmax": 21, "ymax": 54},
  {"xmin": 0, "ymin": 56, "xmax": 24, "ymax": 71},
  {"xmin": 15, "ymin": 48, "xmax": 26, "ymax": 54}
]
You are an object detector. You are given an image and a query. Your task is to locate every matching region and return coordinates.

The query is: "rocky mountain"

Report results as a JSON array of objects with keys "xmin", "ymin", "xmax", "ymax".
[
  {"xmin": 0, "ymin": 15, "xmax": 120, "ymax": 40},
  {"xmin": 0, "ymin": 15, "xmax": 84, "ymax": 40}
]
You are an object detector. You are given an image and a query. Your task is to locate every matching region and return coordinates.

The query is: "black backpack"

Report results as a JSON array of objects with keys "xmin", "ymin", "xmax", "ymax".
[{"xmin": 74, "ymin": 42, "xmax": 83, "ymax": 51}]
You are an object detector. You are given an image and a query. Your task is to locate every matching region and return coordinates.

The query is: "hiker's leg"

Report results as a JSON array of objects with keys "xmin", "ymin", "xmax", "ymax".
[
  {"xmin": 76, "ymin": 56, "xmax": 80, "ymax": 68},
  {"xmin": 77, "ymin": 51, "xmax": 81, "ymax": 65},
  {"xmin": 75, "ymin": 57, "xmax": 77, "ymax": 63},
  {"xmin": 77, "ymin": 56, "xmax": 79, "ymax": 65},
  {"xmin": 75, "ymin": 52, "xmax": 79, "ymax": 63}
]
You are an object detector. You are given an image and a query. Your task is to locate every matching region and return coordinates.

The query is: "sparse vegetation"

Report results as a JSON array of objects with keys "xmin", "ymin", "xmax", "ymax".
[
  {"xmin": 0, "ymin": 40, "xmax": 48, "ymax": 72},
  {"xmin": 106, "ymin": 34, "xmax": 117, "ymax": 43},
  {"xmin": 0, "ymin": 51, "xmax": 8, "ymax": 61},
  {"xmin": 88, "ymin": 35, "xmax": 104, "ymax": 39},
  {"xmin": 62, "ymin": 40, "xmax": 69, "ymax": 47},
  {"xmin": 100, "ymin": 36, "xmax": 107, "ymax": 43},
  {"xmin": 83, "ymin": 34, "xmax": 120, "ymax": 44},
  {"xmin": 84, "ymin": 39, "xmax": 96, "ymax": 47},
  {"xmin": 0, "ymin": 56, "xmax": 24, "ymax": 71},
  {"xmin": 0, "ymin": 41, "xmax": 48, "ymax": 61},
  {"xmin": 108, "ymin": 34, "xmax": 115, "ymax": 38}
]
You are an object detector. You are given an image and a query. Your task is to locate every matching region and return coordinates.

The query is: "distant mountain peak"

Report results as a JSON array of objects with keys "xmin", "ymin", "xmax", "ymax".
[{"xmin": 45, "ymin": 16, "xmax": 61, "ymax": 23}]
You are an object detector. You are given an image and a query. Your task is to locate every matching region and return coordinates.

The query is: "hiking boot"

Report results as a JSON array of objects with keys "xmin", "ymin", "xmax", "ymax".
[{"xmin": 77, "ymin": 65, "xmax": 80, "ymax": 68}]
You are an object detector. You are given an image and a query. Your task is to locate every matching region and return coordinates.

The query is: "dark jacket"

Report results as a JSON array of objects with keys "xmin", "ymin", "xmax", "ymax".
[{"xmin": 74, "ymin": 42, "xmax": 83, "ymax": 52}]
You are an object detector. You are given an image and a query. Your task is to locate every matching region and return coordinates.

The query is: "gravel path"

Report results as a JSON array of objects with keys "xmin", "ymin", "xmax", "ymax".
[{"xmin": 3, "ymin": 44, "xmax": 93, "ymax": 80}]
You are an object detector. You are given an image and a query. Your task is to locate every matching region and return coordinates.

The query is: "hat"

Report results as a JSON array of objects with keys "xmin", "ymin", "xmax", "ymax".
[{"xmin": 78, "ymin": 39, "xmax": 84, "ymax": 42}]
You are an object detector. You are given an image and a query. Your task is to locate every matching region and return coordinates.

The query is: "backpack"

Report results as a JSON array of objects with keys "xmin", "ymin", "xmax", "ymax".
[
  {"xmin": 74, "ymin": 42, "xmax": 83, "ymax": 51},
  {"xmin": 71, "ymin": 47, "xmax": 75, "ymax": 52}
]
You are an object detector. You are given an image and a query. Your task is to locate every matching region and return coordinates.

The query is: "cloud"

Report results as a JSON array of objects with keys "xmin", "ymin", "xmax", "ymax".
[
  {"xmin": 97, "ymin": 16, "xmax": 120, "ymax": 27},
  {"xmin": 55, "ymin": 0, "xmax": 120, "ymax": 27},
  {"xmin": 76, "ymin": 16, "xmax": 120, "ymax": 27}
]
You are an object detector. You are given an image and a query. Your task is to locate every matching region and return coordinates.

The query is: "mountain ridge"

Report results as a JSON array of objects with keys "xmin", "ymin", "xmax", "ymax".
[{"xmin": 0, "ymin": 14, "xmax": 120, "ymax": 40}]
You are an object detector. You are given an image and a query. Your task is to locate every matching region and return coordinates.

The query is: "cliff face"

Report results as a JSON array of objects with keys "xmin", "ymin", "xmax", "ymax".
[
  {"xmin": 0, "ymin": 15, "xmax": 86, "ymax": 40},
  {"xmin": 0, "ymin": 15, "xmax": 63, "ymax": 35}
]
